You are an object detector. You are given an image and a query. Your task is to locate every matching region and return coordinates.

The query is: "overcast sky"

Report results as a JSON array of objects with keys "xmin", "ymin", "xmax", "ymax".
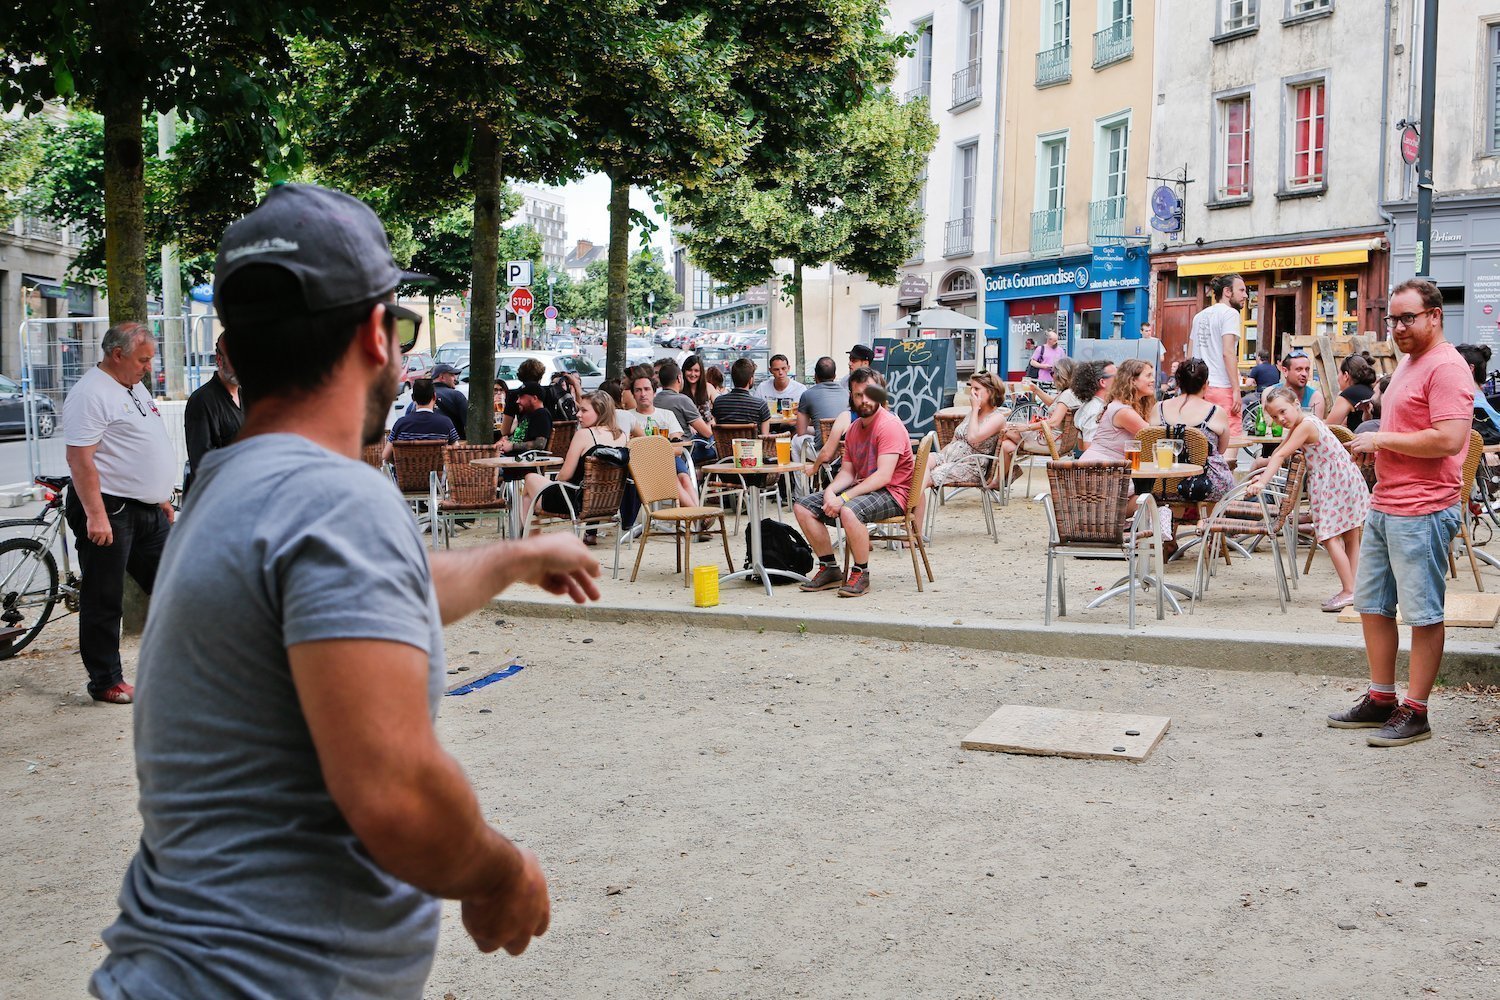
[{"xmin": 545, "ymin": 174, "xmax": 675, "ymax": 261}]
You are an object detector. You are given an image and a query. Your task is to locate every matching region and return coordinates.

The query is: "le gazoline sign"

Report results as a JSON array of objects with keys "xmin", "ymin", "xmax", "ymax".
[{"xmin": 1174, "ymin": 237, "xmax": 1383, "ymax": 277}]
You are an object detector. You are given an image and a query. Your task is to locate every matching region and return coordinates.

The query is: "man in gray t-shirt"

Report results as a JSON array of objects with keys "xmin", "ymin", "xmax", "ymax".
[
  {"xmin": 90, "ymin": 184, "xmax": 601, "ymax": 1000},
  {"xmin": 796, "ymin": 356, "xmax": 849, "ymax": 449}
]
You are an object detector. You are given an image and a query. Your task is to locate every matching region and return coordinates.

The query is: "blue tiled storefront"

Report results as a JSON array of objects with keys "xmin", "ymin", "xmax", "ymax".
[{"xmin": 981, "ymin": 249, "xmax": 1151, "ymax": 378}]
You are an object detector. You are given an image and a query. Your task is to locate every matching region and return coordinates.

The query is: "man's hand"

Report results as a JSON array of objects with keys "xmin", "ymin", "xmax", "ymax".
[
  {"xmin": 822, "ymin": 493, "xmax": 843, "ymax": 517},
  {"xmin": 462, "ymin": 846, "xmax": 551, "ymax": 955},
  {"xmin": 1351, "ymin": 431, "xmax": 1380, "ymax": 455},
  {"xmin": 510, "ymin": 534, "xmax": 602, "ymax": 604},
  {"xmin": 86, "ymin": 512, "xmax": 113, "ymax": 546},
  {"xmin": 160, "ymin": 501, "xmax": 176, "ymax": 524}
]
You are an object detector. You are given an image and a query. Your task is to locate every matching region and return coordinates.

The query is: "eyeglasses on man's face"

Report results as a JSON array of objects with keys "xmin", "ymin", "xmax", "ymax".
[
  {"xmin": 384, "ymin": 302, "xmax": 423, "ymax": 353},
  {"xmin": 1384, "ymin": 308, "xmax": 1435, "ymax": 330}
]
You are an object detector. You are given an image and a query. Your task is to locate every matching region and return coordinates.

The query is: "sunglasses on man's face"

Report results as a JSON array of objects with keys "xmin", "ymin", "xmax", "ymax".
[{"xmin": 383, "ymin": 302, "xmax": 423, "ymax": 354}]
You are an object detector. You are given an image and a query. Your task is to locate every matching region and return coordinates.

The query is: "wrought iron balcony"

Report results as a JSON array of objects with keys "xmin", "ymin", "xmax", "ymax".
[
  {"xmin": 1093, "ymin": 18, "xmax": 1133, "ymax": 68},
  {"xmin": 944, "ymin": 215, "xmax": 975, "ymax": 258},
  {"xmin": 904, "ymin": 82, "xmax": 931, "ymax": 103},
  {"xmin": 1030, "ymin": 208, "xmax": 1065, "ymax": 256},
  {"xmin": 1035, "ymin": 43, "xmax": 1071, "ymax": 88},
  {"xmin": 950, "ymin": 59, "xmax": 982, "ymax": 109},
  {"xmin": 1088, "ymin": 197, "xmax": 1128, "ymax": 243}
]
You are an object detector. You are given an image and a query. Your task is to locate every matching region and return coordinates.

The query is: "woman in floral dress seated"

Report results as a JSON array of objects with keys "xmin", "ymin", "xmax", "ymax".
[{"xmin": 914, "ymin": 370, "xmax": 1009, "ymax": 529}]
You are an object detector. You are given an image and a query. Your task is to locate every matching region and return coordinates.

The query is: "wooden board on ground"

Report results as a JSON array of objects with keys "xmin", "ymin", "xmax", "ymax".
[
  {"xmin": 1337, "ymin": 592, "xmax": 1500, "ymax": 628},
  {"xmin": 960, "ymin": 704, "xmax": 1171, "ymax": 763}
]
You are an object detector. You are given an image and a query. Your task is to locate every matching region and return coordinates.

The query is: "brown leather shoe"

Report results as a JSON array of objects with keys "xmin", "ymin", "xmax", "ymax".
[{"xmin": 837, "ymin": 567, "xmax": 870, "ymax": 598}]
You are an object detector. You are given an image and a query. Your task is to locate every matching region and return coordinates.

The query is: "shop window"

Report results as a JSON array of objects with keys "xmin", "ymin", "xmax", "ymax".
[
  {"xmin": 1169, "ymin": 274, "xmax": 1199, "ymax": 300},
  {"xmin": 1490, "ymin": 25, "xmax": 1500, "ymax": 154},
  {"xmin": 1215, "ymin": 93, "xmax": 1252, "ymax": 200},
  {"xmin": 1287, "ymin": 79, "xmax": 1326, "ymax": 190},
  {"xmin": 1312, "ymin": 275, "xmax": 1360, "ymax": 338},
  {"xmin": 953, "ymin": 304, "xmax": 979, "ymax": 362}
]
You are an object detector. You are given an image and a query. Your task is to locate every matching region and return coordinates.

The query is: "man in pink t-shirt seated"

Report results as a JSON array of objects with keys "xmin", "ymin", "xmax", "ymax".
[
  {"xmin": 794, "ymin": 381, "xmax": 914, "ymax": 598},
  {"xmin": 1332, "ymin": 279, "xmax": 1473, "ymax": 748}
]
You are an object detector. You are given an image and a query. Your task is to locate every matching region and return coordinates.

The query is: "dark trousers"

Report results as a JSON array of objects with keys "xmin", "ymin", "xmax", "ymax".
[{"xmin": 64, "ymin": 491, "xmax": 171, "ymax": 695}]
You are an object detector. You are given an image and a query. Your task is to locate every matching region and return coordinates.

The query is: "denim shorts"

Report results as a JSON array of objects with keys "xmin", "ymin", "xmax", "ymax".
[{"xmin": 1353, "ymin": 505, "xmax": 1461, "ymax": 626}]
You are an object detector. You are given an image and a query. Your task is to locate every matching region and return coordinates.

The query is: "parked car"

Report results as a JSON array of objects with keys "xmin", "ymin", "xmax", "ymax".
[
  {"xmin": 398, "ymin": 352, "xmax": 434, "ymax": 389},
  {"xmin": 433, "ymin": 342, "xmax": 470, "ymax": 369},
  {"xmin": 625, "ymin": 336, "xmax": 656, "ymax": 367},
  {"xmin": 453, "ymin": 351, "xmax": 606, "ymax": 396},
  {"xmin": 695, "ymin": 347, "xmax": 770, "ymax": 387},
  {"xmin": 0, "ymin": 373, "xmax": 58, "ymax": 438}
]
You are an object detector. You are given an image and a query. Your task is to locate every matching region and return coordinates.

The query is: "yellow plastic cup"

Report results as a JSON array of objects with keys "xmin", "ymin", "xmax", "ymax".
[
  {"xmin": 775, "ymin": 439, "xmax": 792, "ymax": 465},
  {"xmin": 692, "ymin": 565, "xmax": 720, "ymax": 607}
]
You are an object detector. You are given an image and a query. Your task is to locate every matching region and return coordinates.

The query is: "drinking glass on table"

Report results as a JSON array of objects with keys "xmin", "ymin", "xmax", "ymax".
[
  {"xmin": 1154, "ymin": 439, "xmax": 1179, "ymax": 470},
  {"xmin": 775, "ymin": 438, "xmax": 792, "ymax": 466},
  {"xmin": 1125, "ymin": 441, "xmax": 1141, "ymax": 472}
]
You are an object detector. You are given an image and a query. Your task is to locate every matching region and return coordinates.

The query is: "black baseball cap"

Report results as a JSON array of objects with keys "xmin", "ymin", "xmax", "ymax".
[
  {"xmin": 848, "ymin": 344, "xmax": 874, "ymax": 362},
  {"xmin": 515, "ymin": 382, "xmax": 545, "ymax": 400},
  {"xmin": 430, "ymin": 363, "xmax": 460, "ymax": 377},
  {"xmin": 213, "ymin": 183, "xmax": 431, "ymax": 314}
]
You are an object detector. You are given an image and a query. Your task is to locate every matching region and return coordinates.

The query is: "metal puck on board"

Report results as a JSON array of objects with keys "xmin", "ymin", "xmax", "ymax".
[
  {"xmin": 1125, "ymin": 729, "xmax": 1141, "ymax": 736},
  {"xmin": 1112, "ymin": 746, "xmax": 1127, "ymax": 753}
]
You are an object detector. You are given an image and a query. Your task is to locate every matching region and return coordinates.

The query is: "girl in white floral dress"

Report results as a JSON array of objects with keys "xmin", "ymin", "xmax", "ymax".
[{"xmin": 1250, "ymin": 386, "xmax": 1371, "ymax": 612}]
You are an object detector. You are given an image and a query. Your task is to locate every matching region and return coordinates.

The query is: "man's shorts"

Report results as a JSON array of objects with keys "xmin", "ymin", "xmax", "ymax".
[
  {"xmin": 1202, "ymin": 385, "xmax": 1243, "ymax": 431},
  {"xmin": 795, "ymin": 488, "xmax": 903, "ymax": 527},
  {"xmin": 1354, "ymin": 506, "xmax": 1461, "ymax": 627}
]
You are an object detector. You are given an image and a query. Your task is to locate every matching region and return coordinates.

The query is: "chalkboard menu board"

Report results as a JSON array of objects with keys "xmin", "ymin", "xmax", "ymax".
[{"xmin": 873, "ymin": 337, "xmax": 956, "ymax": 437}]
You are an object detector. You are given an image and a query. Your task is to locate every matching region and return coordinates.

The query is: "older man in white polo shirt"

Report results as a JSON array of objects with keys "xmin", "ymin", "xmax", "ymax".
[{"xmin": 63, "ymin": 322, "xmax": 177, "ymax": 704}]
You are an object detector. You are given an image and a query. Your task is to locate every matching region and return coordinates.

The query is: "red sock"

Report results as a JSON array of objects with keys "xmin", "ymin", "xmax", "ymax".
[
  {"xmin": 1368, "ymin": 685, "xmax": 1397, "ymax": 703},
  {"xmin": 1401, "ymin": 696, "xmax": 1428, "ymax": 713}
]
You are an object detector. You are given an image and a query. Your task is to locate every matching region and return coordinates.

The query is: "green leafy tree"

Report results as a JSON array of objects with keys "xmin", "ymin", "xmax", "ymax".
[
  {"xmin": 666, "ymin": 89, "xmax": 935, "ymax": 373},
  {"xmin": 0, "ymin": 115, "xmax": 49, "ymax": 227},
  {"xmin": 0, "ymin": 2, "xmax": 337, "ymax": 324},
  {"xmin": 628, "ymin": 248, "xmax": 681, "ymax": 327},
  {"xmin": 569, "ymin": 0, "xmax": 899, "ymax": 379}
]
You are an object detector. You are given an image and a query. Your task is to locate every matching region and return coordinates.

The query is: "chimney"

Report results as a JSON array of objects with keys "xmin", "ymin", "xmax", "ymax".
[{"xmin": 574, "ymin": 240, "xmax": 593, "ymax": 258}]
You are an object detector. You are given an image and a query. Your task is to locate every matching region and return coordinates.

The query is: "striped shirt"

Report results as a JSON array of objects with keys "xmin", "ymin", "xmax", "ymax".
[
  {"xmin": 387, "ymin": 409, "xmax": 458, "ymax": 445},
  {"xmin": 710, "ymin": 388, "xmax": 770, "ymax": 429}
]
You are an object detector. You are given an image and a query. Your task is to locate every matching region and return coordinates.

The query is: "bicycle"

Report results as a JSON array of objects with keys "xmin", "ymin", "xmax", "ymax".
[{"xmin": 0, "ymin": 475, "xmax": 81, "ymax": 659}]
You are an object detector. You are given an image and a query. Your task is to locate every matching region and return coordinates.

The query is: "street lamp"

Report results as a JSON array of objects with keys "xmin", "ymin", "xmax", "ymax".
[{"xmin": 647, "ymin": 291, "xmax": 655, "ymax": 329}]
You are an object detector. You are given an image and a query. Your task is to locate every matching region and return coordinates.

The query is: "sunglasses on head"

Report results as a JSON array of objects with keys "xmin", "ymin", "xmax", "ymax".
[{"xmin": 383, "ymin": 302, "xmax": 423, "ymax": 354}]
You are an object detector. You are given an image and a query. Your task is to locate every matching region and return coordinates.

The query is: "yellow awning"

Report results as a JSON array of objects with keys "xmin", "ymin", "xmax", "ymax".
[{"xmin": 1175, "ymin": 237, "xmax": 1384, "ymax": 277}]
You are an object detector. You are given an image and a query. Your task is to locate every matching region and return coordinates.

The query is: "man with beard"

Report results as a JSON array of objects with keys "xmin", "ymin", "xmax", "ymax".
[
  {"xmin": 89, "ymin": 184, "xmax": 602, "ymax": 1000},
  {"xmin": 181, "ymin": 333, "xmax": 243, "ymax": 495},
  {"xmin": 793, "ymin": 379, "xmax": 914, "ymax": 598}
]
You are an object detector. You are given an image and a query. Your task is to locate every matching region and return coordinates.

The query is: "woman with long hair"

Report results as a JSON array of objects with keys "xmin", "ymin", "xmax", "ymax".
[
  {"xmin": 1153, "ymin": 358, "xmax": 1234, "ymax": 503},
  {"xmin": 1080, "ymin": 359, "xmax": 1154, "ymax": 462},
  {"xmin": 682, "ymin": 354, "xmax": 711, "ymax": 422},
  {"xmin": 521, "ymin": 390, "xmax": 630, "ymax": 543}
]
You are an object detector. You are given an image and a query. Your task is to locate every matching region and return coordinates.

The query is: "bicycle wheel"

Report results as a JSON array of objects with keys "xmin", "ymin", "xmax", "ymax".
[{"xmin": 0, "ymin": 536, "xmax": 59, "ymax": 660}]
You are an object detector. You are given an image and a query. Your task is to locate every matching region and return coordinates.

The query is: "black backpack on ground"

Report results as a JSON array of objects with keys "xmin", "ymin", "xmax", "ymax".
[{"xmin": 742, "ymin": 518, "xmax": 814, "ymax": 584}]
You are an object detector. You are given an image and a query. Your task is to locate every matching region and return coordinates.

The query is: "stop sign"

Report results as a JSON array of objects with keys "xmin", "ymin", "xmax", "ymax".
[{"xmin": 509, "ymin": 287, "xmax": 535, "ymax": 315}]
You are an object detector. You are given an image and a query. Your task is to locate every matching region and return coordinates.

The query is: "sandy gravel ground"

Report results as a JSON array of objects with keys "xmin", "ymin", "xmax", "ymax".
[{"xmin": 3, "ymin": 611, "xmax": 1498, "ymax": 1000}]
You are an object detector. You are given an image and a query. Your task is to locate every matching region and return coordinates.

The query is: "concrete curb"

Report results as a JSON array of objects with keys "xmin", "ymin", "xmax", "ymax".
[{"xmin": 492, "ymin": 597, "xmax": 1499, "ymax": 685}]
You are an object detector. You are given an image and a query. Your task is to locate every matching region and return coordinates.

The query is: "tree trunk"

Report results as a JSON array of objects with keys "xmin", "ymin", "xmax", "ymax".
[
  {"xmin": 604, "ymin": 173, "xmax": 631, "ymax": 381},
  {"xmin": 466, "ymin": 122, "xmax": 502, "ymax": 445},
  {"xmin": 99, "ymin": 55, "xmax": 148, "ymax": 329},
  {"xmin": 793, "ymin": 260, "xmax": 806, "ymax": 379}
]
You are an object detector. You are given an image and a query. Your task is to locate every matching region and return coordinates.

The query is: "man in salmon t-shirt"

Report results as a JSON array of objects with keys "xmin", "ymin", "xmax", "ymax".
[
  {"xmin": 793, "ymin": 380, "xmax": 914, "ymax": 598},
  {"xmin": 1330, "ymin": 279, "xmax": 1473, "ymax": 748}
]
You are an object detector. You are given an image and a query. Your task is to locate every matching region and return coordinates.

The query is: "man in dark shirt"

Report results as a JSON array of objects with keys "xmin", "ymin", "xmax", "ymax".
[
  {"xmin": 182, "ymin": 335, "xmax": 244, "ymax": 494},
  {"xmin": 383, "ymin": 379, "xmax": 459, "ymax": 463},
  {"xmin": 796, "ymin": 356, "xmax": 846, "ymax": 452},
  {"xmin": 1246, "ymin": 350, "xmax": 1280, "ymax": 397},
  {"xmin": 501, "ymin": 359, "xmax": 571, "ymax": 433},
  {"xmin": 710, "ymin": 357, "xmax": 771, "ymax": 432},
  {"xmin": 501, "ymin": 383, "xmax": 553, "ymax": 455},
  {"xmin": 427, "ymin": 363, "xmax": 469, "ymax": 430}
]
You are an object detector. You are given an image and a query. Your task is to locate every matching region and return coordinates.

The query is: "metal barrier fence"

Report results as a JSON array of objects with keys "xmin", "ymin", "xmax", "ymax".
[{"xmin": 16, "ymin": 314, "xmax": 221, "ymax": 481}]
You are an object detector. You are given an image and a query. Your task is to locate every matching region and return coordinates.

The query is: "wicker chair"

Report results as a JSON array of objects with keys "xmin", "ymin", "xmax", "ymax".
[
  {"xmin": 1191, "ymin": 450, "xmax": 1308, "ymax": 613},
  {"xmin": 361, "ymin": 443, "xmax": 386, "ymax": 469},
  {"xmin": 390, "ymin": 440, "xmax": 447, "ymax": 544},
  {"xmin": 1017, "ymin": 408, "xmax": 1078, "ymax": 498},
  {"xmin": 523, "ymin": 455, "xmax": 629, "ymax": 579},
  {"xmin": 934, "ymin": 412, "xmax": 963, "ymax": 450},
  {"xmin": 546, "ymin": 420, "xmax": 578, "ymax": 457},
  {"xmin": 924, "ymin": 427, "xmax": 1009, "ymax": 544},
  {"xmin": 844, "ymin": 432, "xmax": 937, "ymax": 591},
  {"xmin": 1329, "ymin": 424, "xmax": 1355, "ymax": 445},
  {"xmin": 628, "ymin": 435, "xmax": 733, "ymax": 586},
  {"xmin": 434, "ymin": 444, "xmax": 505, "ymax": 548},
  {"xmin": 1134, "ymin": 427, "xmax": 1210, "ymax": 499},
  {"xmin": 1043, "ymin": 461, "xmax": 1164, "ymax": 628}
]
